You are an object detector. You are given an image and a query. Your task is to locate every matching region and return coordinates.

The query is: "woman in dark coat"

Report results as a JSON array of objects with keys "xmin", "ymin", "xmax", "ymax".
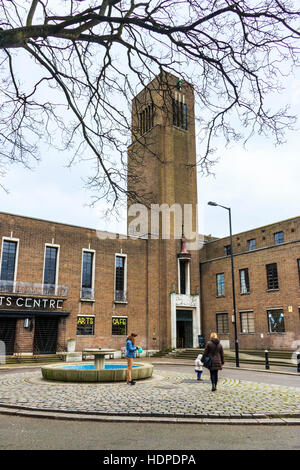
[{"xmin": 202, "ymin": 332, "xmax": 224, "ymax": 391}]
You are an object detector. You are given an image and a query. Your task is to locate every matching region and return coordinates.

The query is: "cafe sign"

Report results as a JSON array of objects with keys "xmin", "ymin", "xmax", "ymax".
[{"xmin": 0, "ymin": 295, "xmax": 64, "ymax": 309}]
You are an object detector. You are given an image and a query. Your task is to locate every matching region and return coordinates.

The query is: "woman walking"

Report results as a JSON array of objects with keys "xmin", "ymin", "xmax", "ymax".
[
  {"xmin": 126, "ymin": 333, "xmax": 138, "ymax": 385},
  {"xmin": 202, "ymin": 332, "xmax": 224, "ymax": 391}
]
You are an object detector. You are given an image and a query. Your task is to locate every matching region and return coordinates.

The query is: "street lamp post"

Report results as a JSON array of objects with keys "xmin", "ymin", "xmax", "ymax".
[{"xmin": 208, "ymin": 201, "xmax": 240, "ymax": 368}]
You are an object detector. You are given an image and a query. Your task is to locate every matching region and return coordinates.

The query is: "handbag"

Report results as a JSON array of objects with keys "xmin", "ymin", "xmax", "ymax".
[
  {"xmin": 201, "ymin": 343, "xmax": 219, "ymax": 370},
  {"xmin": 202, "ymin": 356, "xmax": 212, "ymax": 369}
]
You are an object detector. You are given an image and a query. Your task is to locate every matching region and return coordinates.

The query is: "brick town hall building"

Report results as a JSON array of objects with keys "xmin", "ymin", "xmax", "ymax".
[{"xmin": 0, "ymin": 72, "xmax": 299, "ymax": 358}]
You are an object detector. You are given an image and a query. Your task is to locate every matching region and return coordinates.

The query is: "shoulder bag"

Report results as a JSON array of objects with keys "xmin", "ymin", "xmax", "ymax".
[{"xmin": 201, "ymin": 343, "xmax": 219, "ymax": 370}]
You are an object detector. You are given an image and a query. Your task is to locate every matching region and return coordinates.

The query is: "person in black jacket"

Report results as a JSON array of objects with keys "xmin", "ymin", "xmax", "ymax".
[{"xmin": 202, "ymin": 332, "xmax": 224, "ymax": 391}]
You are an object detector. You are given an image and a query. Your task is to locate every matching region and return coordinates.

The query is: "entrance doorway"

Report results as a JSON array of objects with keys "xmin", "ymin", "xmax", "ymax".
[
  {"xmin": 33, "ymin": 317, "xmax": 59, "ymax": 354},
  {"xmin": 176, "ymin": 310, "xmax": 193, "ymax": 348},
  {"xmin": 0, "ymin": 318, "xmax": 17, "ymax": 355}
]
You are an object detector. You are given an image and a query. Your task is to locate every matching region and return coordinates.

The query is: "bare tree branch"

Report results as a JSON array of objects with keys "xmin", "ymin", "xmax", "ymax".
[
  {"xmin": 0, "ymin": 0, "xmax": 299, "ymax": 209},
  {"xmin": 26, "ymin": 0, "xmax": 39, "ymax": 27}
]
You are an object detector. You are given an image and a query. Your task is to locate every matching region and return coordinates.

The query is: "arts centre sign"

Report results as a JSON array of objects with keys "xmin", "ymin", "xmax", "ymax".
[{"xmin": 0, "ymin": 295, "xmax": 64, "ymax": 309}]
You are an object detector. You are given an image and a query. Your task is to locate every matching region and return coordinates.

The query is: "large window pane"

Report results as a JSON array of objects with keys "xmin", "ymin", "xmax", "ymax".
[
  {"xmin": 172, "ymin": 98, "xmax": 187, "ymax": 130},
  {"xmin": 216, "ymin": 313, "xmax": 228, "ymax": 334},
  {"xmin": 81, "ymin": 251, "xmax": 94, "ymax": 299},
  {"xmin": 82, "ymin": 252, "xmax": 93, "ymax": 288},
  {"xmin": 239, "ymin": 268, "xmax": 250, "ymax": 294},
  {"xmin": 240, "ymin": 311, "xmax": 255, "ymax": 333},
  {"xmin": 266, "ymin": 263, "xmax": 279, "ymax": 290},
  {"xmin": 115, "ymin": 255, "xmax": 126, "ymax": 301},
  {"xmin": 43, "ymin": 247, "xmax": 58, "ymax": 295},
  {"xmin": 224, "ymin": 245, "xmax": 231, "ymax": 256},
  {"xmin": 0, "ymin": 240, "xmax": 17, "ymax": 282},
  {"xmin": 216, "ymin": 273, "xmax": 225, "ymax": 297},
  {"xmin": 179, "ymin": 259, "xmax": 190, "ymax": 294},
  {"xmin": 184, "ymin": 103, "xmax": 188, "ymax": 129},
  {"xmin": 247, "ymin": 239, "xmax": 256, "ymax": 251},
  {"xmin": 274, "ymin": 231, "xmax": 284, "ymax": 245}
]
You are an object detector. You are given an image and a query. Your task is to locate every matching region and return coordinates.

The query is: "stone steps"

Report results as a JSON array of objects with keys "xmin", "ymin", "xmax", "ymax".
[{"xmin": 165, "ymin": 348, "xmax": 295, "ymax": 367}]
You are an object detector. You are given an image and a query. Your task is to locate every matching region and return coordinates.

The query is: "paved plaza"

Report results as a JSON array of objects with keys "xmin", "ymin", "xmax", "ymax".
[{"xmin": 0, "ymin": 364, "xmax": 300, "ymax": 424}]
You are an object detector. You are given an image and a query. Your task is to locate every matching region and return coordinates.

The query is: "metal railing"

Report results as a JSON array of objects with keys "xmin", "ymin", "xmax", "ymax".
[{"xmin": 0, "ymin": 280, "xmax": 68, "ymax": 297}]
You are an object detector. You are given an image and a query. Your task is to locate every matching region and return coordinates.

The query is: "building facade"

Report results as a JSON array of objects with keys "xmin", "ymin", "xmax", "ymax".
[
  {"xmin": 200, "ymin": 217, "xmax": 300, "ymax": 350},
  {"xmin": 0, "ymin": 72, "xmax": 201, "ymax": 357}
]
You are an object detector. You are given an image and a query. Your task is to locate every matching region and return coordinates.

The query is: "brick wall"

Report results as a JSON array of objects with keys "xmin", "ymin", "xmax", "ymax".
[
  {"xmin": 0, "ymin": 211, "xmax": 201, "ymax": 353},
  {"xmin": 200, "ymin": 217, "xmax": 300, "ymax": 350}
]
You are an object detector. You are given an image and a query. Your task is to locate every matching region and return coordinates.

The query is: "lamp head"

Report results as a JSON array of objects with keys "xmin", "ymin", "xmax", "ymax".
[{"xmin": 207, "ymin": 201, "xmax": 218, "ymax": 206}]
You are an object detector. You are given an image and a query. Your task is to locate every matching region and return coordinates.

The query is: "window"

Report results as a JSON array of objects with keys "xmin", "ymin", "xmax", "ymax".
[
  {"xmin": 115, "ymin": 255, "xmax": 127, "ymax": 302},
  {"xmin": 224, "ymin": 245, "xmax": 231, "ymax": 256},
  {"xmin": 216, "ymin": 313, "xmax": 229, "ymax": 334},
  {"xmin": 112, "ymin": 317, "xmax": 128, "ymax": 336},
  {"xmin": 81, "ymin": 251, "xmax": 94, "ymax": 299},
  {"xmin": 43, "ymin": 246, "xmax": 58, "ymax": 294},
  {"xmin": 298, "ymin": 259, "xmax": 300, "ymax": 285},
  {"xmin": 267, "ymin": 309, "xmax": 285, "ymax": 333},
  {"xmin": 77, "ymin": 316, "xmax": 95, "ymax": 336},
  {"xmin": 184, "ymin": 103, "xmax": 188, "ymax": 130},
  {"xmin": 216, "ymin": 273, "xmax": 225, "ymax": 297},
  {"xmin": 274, "ymin": 231, "xmax": 284, "ymax": 245},
  {"xmin": 266, "ymin": 263, "xmax": 279, "ymax": 290},
  {"xmin": 247, "ymin": 239, "xmax": 256, "ymax": 251},
  {"xmin": 239, "ymin": 268, "xmax": 250, "ymax": 294},
  {"xmin": 180, "ymin": 260, "xmax": 186, "ymax": 294},
  {"xmin": 179, "ymin": 259, "xmax": 190, "ymax": 294},
  {"xmin": 0, "ymin": 240, "xmax": 18, "ymax": 282},
  {"xmin": 172, "ymin": 97, "xmax": 187, "ymax": 130},
  {"xmin": 240, "ymin": 311, "xmax": 255, "ymax": 333}
]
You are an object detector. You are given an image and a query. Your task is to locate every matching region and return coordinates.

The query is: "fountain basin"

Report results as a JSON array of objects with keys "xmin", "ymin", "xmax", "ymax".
[{"xmin": 41, "ymin": 362, "xmax": 154, "ymax": 382}]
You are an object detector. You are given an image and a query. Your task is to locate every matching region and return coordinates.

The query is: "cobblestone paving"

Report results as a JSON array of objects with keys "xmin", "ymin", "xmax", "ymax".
[{"xmin": 0, "ymin": 369, "xmax": 299, "ymax": 419}]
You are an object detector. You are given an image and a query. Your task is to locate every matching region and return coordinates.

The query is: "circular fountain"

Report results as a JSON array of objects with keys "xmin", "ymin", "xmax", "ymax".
[{"xmin": 41, "ymin": 348, "xmax": 154, "ymax": 383}]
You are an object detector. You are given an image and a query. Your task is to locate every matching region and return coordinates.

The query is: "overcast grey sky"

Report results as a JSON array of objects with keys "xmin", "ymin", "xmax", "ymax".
[{"xmin": 1, "ymin": 113, "xmax": 299, "ymax": 240}]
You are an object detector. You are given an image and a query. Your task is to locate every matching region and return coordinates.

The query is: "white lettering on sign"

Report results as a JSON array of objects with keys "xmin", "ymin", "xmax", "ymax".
[
  {"xmin": 16, "ymin": 298, "xmax": 24, "ymax": 307},
  {"xmin": 25, "ymin": 298, "xmax": 33, "ymax": 308},
  {"xmin": 33, "ymin": 299, "xmax": 41, "ymax": 308}
]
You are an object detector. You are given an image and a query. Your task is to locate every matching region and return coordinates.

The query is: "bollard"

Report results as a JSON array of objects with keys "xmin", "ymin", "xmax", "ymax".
[
  {"xmin": 297, "ymin": 353, "xmax": 300, "ymax": 373},
  {"xmin": 265, "ymin": 349, "xmax": 270, "ymax": 370}
]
